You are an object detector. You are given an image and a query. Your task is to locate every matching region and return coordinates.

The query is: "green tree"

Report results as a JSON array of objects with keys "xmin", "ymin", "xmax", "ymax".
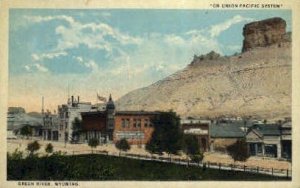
[
  {"xmin": 45, "ymin": 143, "xmax": 53, "ymax": 154},
  {"xmin": 182, "ymin": 134, "xmax": 203, "ymax": 162},
  {"xmin": 115, "ymin": 138, "xmax": 130, "ymax": 155},
  {"xmin": 146, "ymin": 111, "xmax": 182, "ymax": 156},
  {"xmin": 27, "ymin": 141, "xmax": 40, "ymax": 156},
  {"xmin": 226, "ymin": 139, "xmax": 250, "ymax": 162},
  {"xmin": 20, "ymin": 125, "xmax": 32, "ymax": 139},
  {"xmin": 88, "ymin": 138, "xmax": 99, "ymax": 153},
  {"xmin": 71, "ymin": 117, "xmax": 82, "ymax": 143}
]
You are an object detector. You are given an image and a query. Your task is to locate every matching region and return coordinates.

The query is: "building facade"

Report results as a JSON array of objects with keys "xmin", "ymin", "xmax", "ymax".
[
  {"xmin": 246, "ymin": 121, "xmax": 292, "ymax": 159},
  {"xmin": 181, "ymin": 119, "xmax": 210, "ymax": 152},
  {"xmin": 113, "ymin": 111, "xmax": 158, "ymax": 145},
  {"xmin": 58, "ymin": 96, "xmax": 92, "ymax": 142},
  {"xmin": 42, "ymin": 111, "xmax": 59, "ymax": 141}
]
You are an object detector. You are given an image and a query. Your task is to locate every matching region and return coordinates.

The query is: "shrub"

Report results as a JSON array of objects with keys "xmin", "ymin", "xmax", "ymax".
[
  {"xmin": 7, "ymin": 148, "xmax": 23, "ymax": 160},
  {"xmin": 27, "ymin": 141, "xmax": 40, "ymax": 156},
  {"xmin": 226, "ymin": 139, "xmax": 250, "ymax": 162},
  {"xmin": 115, "ymin": 138, "xmax": 130, "ymax": 154},
  {"xmin": 45, "ymin": 143, "xmax": 53, "ymax": 154}
]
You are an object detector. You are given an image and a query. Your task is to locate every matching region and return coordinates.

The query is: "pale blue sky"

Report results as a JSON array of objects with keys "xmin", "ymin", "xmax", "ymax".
[{"xmin": 8, "ymin": 9, "xmax": 291, "ymax": 112}]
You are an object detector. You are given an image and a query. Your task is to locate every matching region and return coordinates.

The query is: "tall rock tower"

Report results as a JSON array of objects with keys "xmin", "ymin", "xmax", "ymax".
[{"xmin": 242, "ymin": 17, "xmax": 287, "ymax": 52}]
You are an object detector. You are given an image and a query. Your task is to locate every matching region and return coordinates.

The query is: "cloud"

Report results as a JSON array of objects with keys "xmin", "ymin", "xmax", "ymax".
[
  {"xmin": 31, "ymin": 51, "xmax": 67, "ymax": 61},
  {"xmin": 51, "ymin": 16, "xmax": 142, "ymax": 53},
  {"xmin": 209, "ymin": 15, "xmax": 253, "ymax": 38},
  {"xmin": 20, "ymin": 14, "xmax": 252, "ymax": 103},
  {"xmin": 24, "ymin": 63, "xmax": 48, "ymax": 72},
  {"xmin": 73, "ymin": 56, "xmax": 99, "ymax": 72},
  {"xmin": 24, "ymin": 15, "xmax": 75, "ymax": 25}
]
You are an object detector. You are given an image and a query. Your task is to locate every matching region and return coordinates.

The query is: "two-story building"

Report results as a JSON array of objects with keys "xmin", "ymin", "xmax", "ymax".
[
  {"xmin": 42, "ymin": 111, "xmax": 59, "ymax": 141},
  {"xmin": 181, "ymin": 118, "xmax": 210, "ymax": 152},
  {"xmin": 58, "ymin": 96, "xmax": 92, "ymax": 142},
  {"xmin": 114, "ymin": 111, "xmax": 158, "ymax": 145}
]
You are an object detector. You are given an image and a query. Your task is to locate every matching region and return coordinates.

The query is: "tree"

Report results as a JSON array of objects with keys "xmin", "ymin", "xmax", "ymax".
[
  {"xmin": 115, "ymin": 138, "xmax": 130, "ymax": 155},
  {"xmin": 226, "ymin": 139, "xmax": 250, "ymax": 162},
  {"xmin": 146, "ymin": 111, "xmax": 182, "ymax": 156},
  {"xmin": 71, "ymin": 117, "xmax": 82, "ymax": 143},
  {"xmin": 45, "ymin": 143, "xmax": 53, "ymax": 154},
  {"xmin": 20, "ymin": 125, "xmax": 32, "ymax": 139},
  {"xmin": 27, "ymin": 141, "xmax": 40, "ymax": 156},
  {"xmin": 88, "ymin": 138, "xmax": 99, "ymax": 153},
  {"xmin": 182, "ymin": 134, "xmax": 203, "ymax": 162}
]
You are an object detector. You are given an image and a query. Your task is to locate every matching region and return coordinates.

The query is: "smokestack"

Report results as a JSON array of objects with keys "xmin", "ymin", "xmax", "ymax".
[
  {"xmin": 78, "ymin": 96, "xmax": 80, "ymax": 103},
  {"xmin": 42, "ymin": 96, "xmax": 44, "ymax": 115},
  {"xmin": 71, "ymin": 96, "xmax": 74, "ymax": 104}
]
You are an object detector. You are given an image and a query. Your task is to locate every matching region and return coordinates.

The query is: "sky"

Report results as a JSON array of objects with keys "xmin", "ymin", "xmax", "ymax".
[{"xmin": 8, "ymin": 9, "xmax": 291, "ymax": 112}]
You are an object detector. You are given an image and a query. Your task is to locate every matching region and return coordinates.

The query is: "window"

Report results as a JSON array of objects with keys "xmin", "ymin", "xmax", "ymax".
[
  {"xmin": 257, "ymin": 143, "xmax": 262, "ymax": 154},
  {"xmin": 121, "ymin": 119, "xmax": 126, "ymax": 128},
  {"xmin": 133, "ymin": 119, "xmax": 137, "ymax": 128},
  {"xmin": 137, "ymin": 119, "xmax": 141, "ymax": 128},
  {"xmin": 144, "ymin": 119, "xmax": 149, "ymax": 127},
  {"xmin": 126, "ymin": 119, "xmax": 130, "ymax": 128}
]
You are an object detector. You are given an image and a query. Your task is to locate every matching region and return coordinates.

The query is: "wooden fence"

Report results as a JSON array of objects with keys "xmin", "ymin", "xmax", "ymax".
[{"xmin": 69, "ymin": 150, "xmax": 291, "ymax": 178}]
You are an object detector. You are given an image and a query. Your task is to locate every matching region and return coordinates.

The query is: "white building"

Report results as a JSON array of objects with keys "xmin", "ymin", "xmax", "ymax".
[{"xmin": 58, "ymin": 96, "xmax": 92, "ymax": 143}]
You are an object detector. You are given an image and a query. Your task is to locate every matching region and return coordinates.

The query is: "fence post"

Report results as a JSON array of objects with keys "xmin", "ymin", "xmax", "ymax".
[
  {"xmin": 257, "ymin": 166, "xmax": 259, "ymax": 173},
  {"xmin": 219, "ymin": 163, "xmax": 221, "ymax": 171},
  {"xmin": 244, "ymin": 165, "xmax": 246, "ymax": 172},
  {"xmin": 272, "ymin": 168, "xmax": 273, "ymax": 176},
  {"xmin": 286, "ymin": 169, "xmax": 289, "ymax": 178}
]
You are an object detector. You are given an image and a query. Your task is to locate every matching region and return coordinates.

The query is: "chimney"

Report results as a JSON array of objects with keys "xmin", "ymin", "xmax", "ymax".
[
  {"xmin": 71, "ymin": 96, "xmax": 74, "ymax": 104},
  {"xmin": 78, "ymin": 96, "xmax": 80, "ymax": 103}
]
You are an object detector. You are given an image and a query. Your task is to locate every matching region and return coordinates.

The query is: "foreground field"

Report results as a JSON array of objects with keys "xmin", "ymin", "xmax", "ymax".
[{"xmin": 8, "ymin": 154, "xmax": 290, "ymax": 181}]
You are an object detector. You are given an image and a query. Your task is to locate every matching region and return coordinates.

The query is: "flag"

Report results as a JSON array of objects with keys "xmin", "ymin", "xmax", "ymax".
[{"xmin": 97, "ymin": 93, "xmax": 107, "ymax": 102}]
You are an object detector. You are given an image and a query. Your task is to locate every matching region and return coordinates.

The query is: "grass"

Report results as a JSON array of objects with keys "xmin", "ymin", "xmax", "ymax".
[{"xmin": 7, "ymin": 154, "xmax": 291, "ymax": 181}]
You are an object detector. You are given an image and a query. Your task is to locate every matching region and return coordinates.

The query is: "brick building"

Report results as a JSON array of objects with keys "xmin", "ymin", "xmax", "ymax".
[{"xmin": 114, "ymin": 111, "xmax": 159, "ymax": 145}]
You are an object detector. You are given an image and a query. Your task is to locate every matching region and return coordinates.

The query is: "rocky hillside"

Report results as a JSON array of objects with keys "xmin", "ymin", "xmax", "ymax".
[{"xmin": 116, "ymin": 18, "xmax": 291, "ymax": 119}]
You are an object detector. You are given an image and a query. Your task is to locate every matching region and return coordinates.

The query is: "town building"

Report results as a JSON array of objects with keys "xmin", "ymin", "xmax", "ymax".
[
  {"xmin": 41, "ymin": 111, "xmax": 59, "ymax": 141},
  {"xmin": 113, "ymin": 111, "xmax": 158, "ymax": 145},
  {"xmin": 209, "ymin": 121, "xmax": 251, "ymax": 152},
  {"xmin": 57, "ymin": 96, "xmax": 92, "ymax": 142},
  {"xmin": 79, "ymin": 96, "xmax": 158, "ymax": 145},
  {"xmin": 181, "ymin": 118, "xmax": 210, "ymax": 152},
  {"xmin": 245, "ymin": 120, "xmax": 292, "ymax": 159},
  {"xmin": 80, "ymin": 95, "xmax": 115, "ymax": 143}
]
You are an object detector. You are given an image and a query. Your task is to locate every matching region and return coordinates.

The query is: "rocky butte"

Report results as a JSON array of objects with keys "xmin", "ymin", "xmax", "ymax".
[{"xmin": 116, "ymin": 17, "xmax": 291, "ymax": 119}]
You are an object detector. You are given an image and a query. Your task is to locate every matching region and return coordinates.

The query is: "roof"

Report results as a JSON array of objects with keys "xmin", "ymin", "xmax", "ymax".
[
  {"xmin": 210, "ymin": 121, "xmax": 247, "ymax": 138},
  {"xmin": 81, "ymin": 111, "xmax": 106, "ymax": 117},
  {"xmin": 281, "ymin": 121, "xmax": 291, "ymax": 128},
  {"xmin": 249, "ymin": 124, "xmax": 281, "ymax": 136},
  {"xmin": 115, "ymin": 111, "xmax": 160, "ymax": 116}
]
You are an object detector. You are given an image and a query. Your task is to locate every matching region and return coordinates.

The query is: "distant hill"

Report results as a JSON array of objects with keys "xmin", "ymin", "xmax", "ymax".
[
  {"xmin": 27, "ymin": 112, "xmax": 43, "ymax": 118},
  {"xmin": 116, "ymin": 18, "xmax": 291, "ymax": 119}
]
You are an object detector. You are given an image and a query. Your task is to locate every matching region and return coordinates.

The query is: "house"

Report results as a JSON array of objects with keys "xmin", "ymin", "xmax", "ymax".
[
  {"xmin": 209, "ymin": 121, "xmax": 251, "ymax": 152},
  {"xmin": 246, "ymin": 121, "xmax": 292, "ymax": 159},
  {"xmin": 280, "ymin": 121, "xmax": 291, "ymax": 159}
]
